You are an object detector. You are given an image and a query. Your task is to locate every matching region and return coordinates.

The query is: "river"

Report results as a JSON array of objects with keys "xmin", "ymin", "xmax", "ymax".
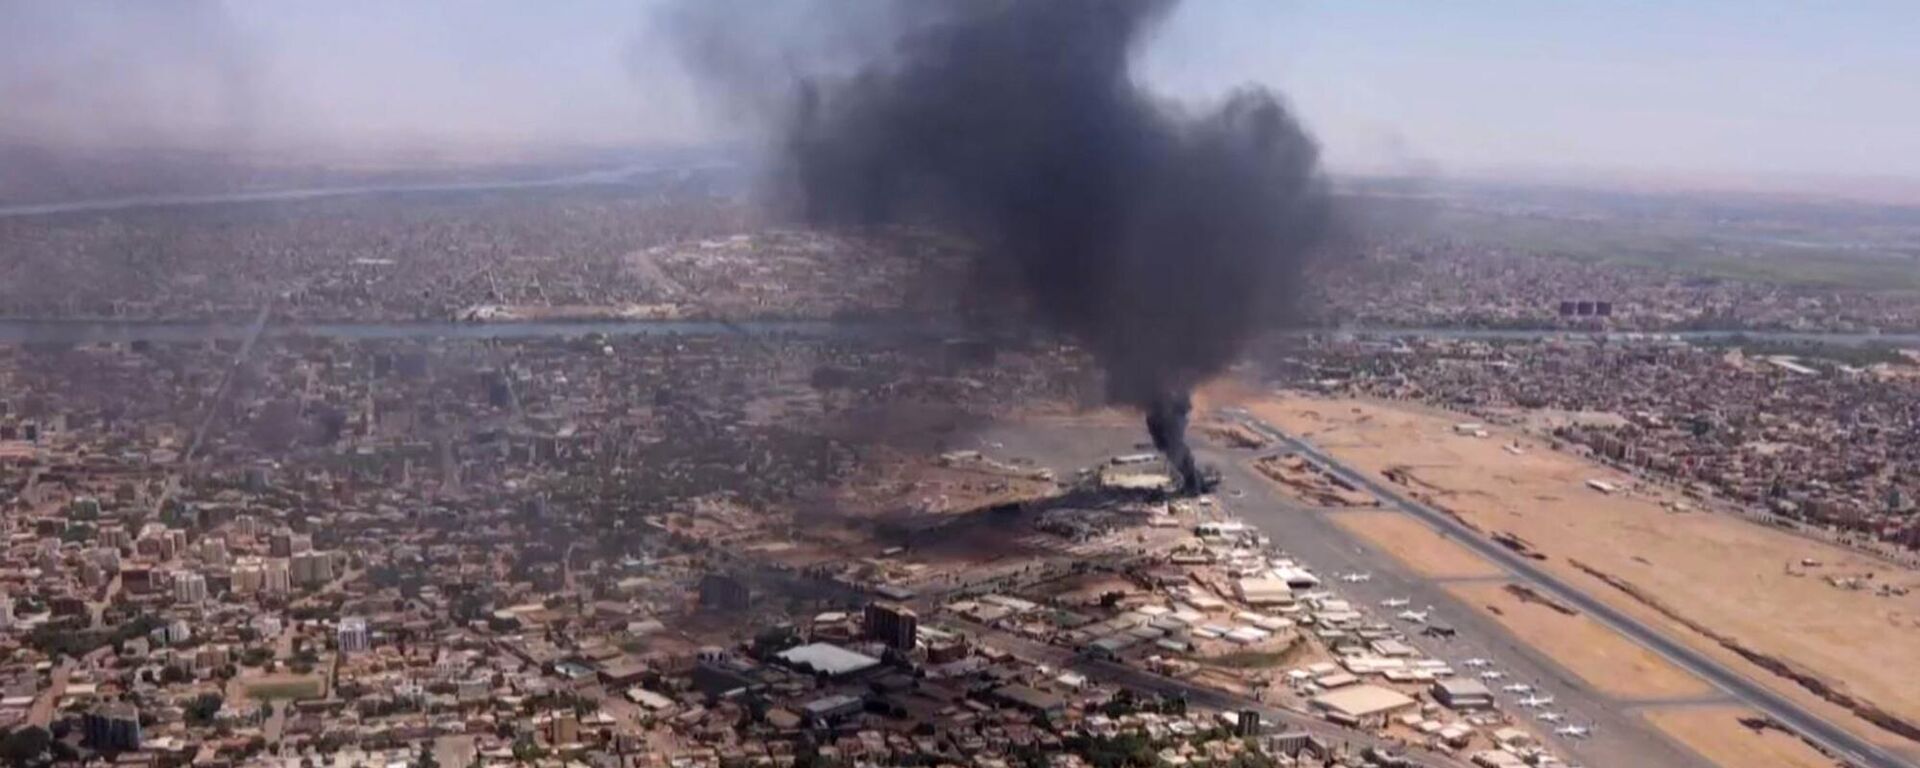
[
  {"xmin": 0, "ymin": 317, "xmax": 1914, "ymax": 347},
  {"xmin": 0, "ymin": 318, "xmax": 921, "ymax": 345},
  {"xmin": 0, "ymin": 160, "xmax": 736, "ymax": 219}
]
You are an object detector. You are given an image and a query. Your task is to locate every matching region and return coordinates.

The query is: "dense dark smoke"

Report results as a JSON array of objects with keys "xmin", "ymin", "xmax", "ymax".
[
  {"xmin": 668, "ymin": 0, "xmax": 1330, "ymax": 494},
  {"xmin": 1146, "ymin": 393, "xmax": 1201, "ymax": 495}
]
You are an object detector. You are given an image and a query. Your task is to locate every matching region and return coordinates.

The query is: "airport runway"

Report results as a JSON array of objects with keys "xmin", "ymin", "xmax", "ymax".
[
  {"xmin": 974, "ymin": 419, "xmax": 1705, "ymax": 767},
  {"xmin": 1228, "ymin": 411, "xmax": 1918, "ymax": 768},
  {"xmin": 1202, "ymin": 443, "xmax": 1709, "ymax": 768}
]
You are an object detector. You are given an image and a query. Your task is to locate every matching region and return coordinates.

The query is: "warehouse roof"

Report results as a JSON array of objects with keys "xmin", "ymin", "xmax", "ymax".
[
  {"xmin": 777, "ymin": 643, "xmax": 880, "ymax": 677},
  {"xmin": 1311, "ymin": 684, "xmax": 1417, "ymax": 718}
]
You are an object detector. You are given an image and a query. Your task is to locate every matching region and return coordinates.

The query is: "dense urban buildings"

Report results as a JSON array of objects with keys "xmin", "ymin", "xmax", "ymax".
[{"xmin": 1, "ymin": 161, "xmax": 1918, "ymax": 768}]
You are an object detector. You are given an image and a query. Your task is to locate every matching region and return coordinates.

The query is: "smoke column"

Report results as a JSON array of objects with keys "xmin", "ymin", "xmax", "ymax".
[{"xmin": 671, "ymin": 0, "xmax": 1330, "ymax": 494}]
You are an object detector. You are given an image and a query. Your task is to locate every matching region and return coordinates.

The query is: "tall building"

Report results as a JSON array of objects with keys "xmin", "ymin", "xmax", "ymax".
[
  {"xmin": 864, "ymin": 602, "xmax": 918, "ymax": 652},
  {"xmin": 231, "ymin": 560, "xmax": 264, "ymax": 595},
  {"xmin": 199, "ymin": 539, "xmax": 229, "ymax": 567},
  {"xmin": 99, "ymin": 526, "xmax": 133, "ymax": 550},
  {"xmin": 166, "ymin": 619, "xmax": 193, "ymax": 645},
  {"xmin": 83, "ymin": 703, "xmax": 142, "ymax": 751},
  {"xmin": 262, "ymin": 559, "xmax": 291, "ymax": 595},
  {"xmin": 1236, "ymin": 709, "xmax": 1262, "ymax": 737},
  {"xmin": 174, "ymin": 572, "xmax": 208, "ymax": 604},
  {"xmin": 338, "ymin": 616, "xmax": 371, "ymax": 653},
  {"xmin": 291, "ymin": 551, "xmax": 335, "ymax": 586}
]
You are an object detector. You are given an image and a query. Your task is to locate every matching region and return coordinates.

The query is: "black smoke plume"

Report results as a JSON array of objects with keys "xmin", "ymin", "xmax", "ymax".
[
  {"xmin": 670, "ymin": 0, "xmax": 1330, "ymax": 494},
  {"xmin": 1146, "ymin": 392, "xmax": 1201, "ymax": 495}
]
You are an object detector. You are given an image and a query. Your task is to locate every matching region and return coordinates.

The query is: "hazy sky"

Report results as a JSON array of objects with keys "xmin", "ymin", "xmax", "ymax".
[{"xmin": 3, "ymin": 0, "xmax": 1917, "ymax": 179}]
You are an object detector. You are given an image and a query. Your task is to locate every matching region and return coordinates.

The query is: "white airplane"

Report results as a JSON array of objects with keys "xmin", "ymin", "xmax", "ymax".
[
  {"xmin": 1518, "ymin": 694, "xmax": 1556, "ymax": 708},
  {"xmin": 1396, "ymin": 608, "xmax": 1430, "ymax": 623},
  {"xmin": 1379, "ymin": 597, "xmax": 1410, "ymax": 608},
  {"xmin": 1341, "ymin": 572, "xmax": 1372, "ymax": 583},
  {"xmin": 1461, "ymin": 658, "xmax": 1492, "ymax": 668},
  {"xmin": 1555, "ymin": 725, "xmax": 1592, "ymax": 739},
  {"xmin": 1501, "ymin": 683, "xmax": 1535, "ymax": 694},
  {"xmin": 1536, "ymin": 712, "xmax": 1566, "ymax": 724},
  {"xmin": 1478, "ymin": 670, "xmax": 1506, "ymax": 681}
]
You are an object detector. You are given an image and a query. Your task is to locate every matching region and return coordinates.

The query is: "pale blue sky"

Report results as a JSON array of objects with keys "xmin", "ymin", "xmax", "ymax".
[
  {"xmin": 1142, "ymin": 1, "xmax": 1920, "ymax": 178},
  {"xmin": 4, "ymin": 1, "xmax": 1917, "ymax": 179}
]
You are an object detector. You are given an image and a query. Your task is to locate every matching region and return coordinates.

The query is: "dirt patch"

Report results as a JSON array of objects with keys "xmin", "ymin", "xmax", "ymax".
[
  {"xmin": 1206, "ymin": 637, "xmax": 1309, "ymax": 670},
  {"xmin": 1330, "ymin": 511, "xmax": 1504, "ymax": 580},
  {"xmin": 1448, "ymin": 581, "xmax": 1714, "ymax": 701},
  {"xmin": 1491, "ymin": 531, "xmax": 1549, "ymax": 560},
  {"xmin": 240, "ymin": 674, "xmax": 326, "ymax": 701},
  {"xmin": 1202, "ymin": 420, "xmax": 1271, "ymax": 450},
  {"xmin": 1645, "ymin": 707, "xmax": 1843, "ymax": 768},
  {"xmin": 1253, "ymin": 454, "xmax": 1379, "ymax": 507},
  {"xmin": 1504, "ymin": 583, "xmax": 1578, "ymax": 616}
]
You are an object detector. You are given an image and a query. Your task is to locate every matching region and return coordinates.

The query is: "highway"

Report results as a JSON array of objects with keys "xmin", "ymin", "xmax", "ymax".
[{"xmin": 1229, "ymin": 411, "xmax": 1917, "ymax": 768}]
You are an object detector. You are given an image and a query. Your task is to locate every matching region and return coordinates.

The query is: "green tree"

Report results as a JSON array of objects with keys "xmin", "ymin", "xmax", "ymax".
[
  {"xmin": 0, "ymin": 726, "xmax": 51, "ymax": 764},
  {"xmin": 510, "ymin": 736, "xmax": 547, "ymax": 762},
  {"xmin": 185, "ymin": 693, "xmax": 224, "ymax": 725}
]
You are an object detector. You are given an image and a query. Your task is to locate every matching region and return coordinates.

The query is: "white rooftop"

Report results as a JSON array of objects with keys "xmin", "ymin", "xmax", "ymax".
[{"xmin": 777, "ymin": 643, "xmax": 881, "ymax": 676}]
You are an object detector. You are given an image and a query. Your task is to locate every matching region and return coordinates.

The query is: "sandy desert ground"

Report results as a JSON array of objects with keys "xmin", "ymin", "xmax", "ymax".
[
  {"xmin": 1646, "ymin": 706, "xmax": 1844, "ymax": 768},
  {"xmin": 1238, "ymin": 392, "xmax": 1920, "ymax": 754},
  {"xmin": 1447, "ymin": 580, "xmax": 1714, "ymax": 700},
  {"xmin": 1329, "ymin": 510, "xmax": 1506, "ymax": 580}
]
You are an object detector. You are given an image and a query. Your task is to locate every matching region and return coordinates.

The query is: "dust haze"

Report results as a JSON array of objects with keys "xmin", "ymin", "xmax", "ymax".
[{"xmin": 0, "ymin": 0, "xmax": 710, "ymax": 163}]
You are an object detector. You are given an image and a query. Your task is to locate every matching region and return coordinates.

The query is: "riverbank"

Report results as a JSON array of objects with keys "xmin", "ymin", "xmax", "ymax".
[{"xmin": 3, "ymin": 316, "xmax": 1916, "ymax": 347}]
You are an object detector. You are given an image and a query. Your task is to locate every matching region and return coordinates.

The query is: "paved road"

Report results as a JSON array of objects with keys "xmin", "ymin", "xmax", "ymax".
[
  {"xmin": 1231, "ymin": 411, "xmax": 1917, "ymax": 768},
  {"xmin": 28, "ymin": 660, "xmax": 73, "ymax": 727}
]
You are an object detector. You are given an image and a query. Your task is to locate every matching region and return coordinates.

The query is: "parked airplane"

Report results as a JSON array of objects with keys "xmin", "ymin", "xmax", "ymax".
[
  {"xmin": 1518, "ymin": 694, "xmax": 1556, "ymax": 708},
  {"xmin": 1554, "ymin": 725, "xmax": 1592, "ymax": 739},
  {"xmin": 1396, "ymin": 608, "xmax": 1431, "ymax": 623},
  {"xmin": 1340, "ymin": 572, "xmax": 1372, "ymax": 583},
  {"xmin": 1461, "ymin": 658, "xmax": 1492, "ymax": 668},
  {"xmin": 1537, "ymin": 712, "xmax": 1566, "ymax": 723},
  {"xmin": 1501, "ymin": 683, "xmax": 1535, "ymax": 694},
  {"xmin": 1379, "ymin": 597, "xmax": 1410, "ymax": 608},
  {"xmin": 1478, "ymin": 670, "xmax": 1506, "ymax": 681}
]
